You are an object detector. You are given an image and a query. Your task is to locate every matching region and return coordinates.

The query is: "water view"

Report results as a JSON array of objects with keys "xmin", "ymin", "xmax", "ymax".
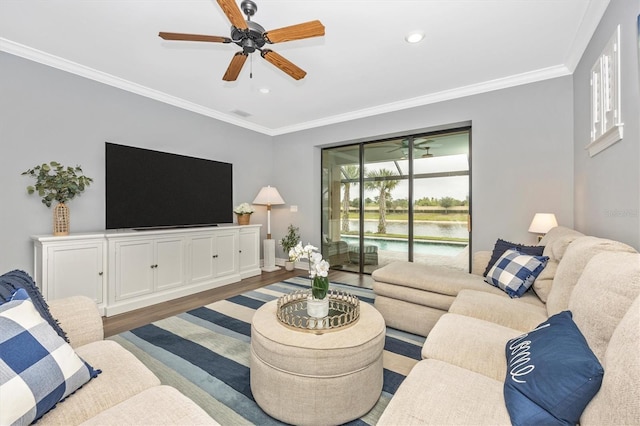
[
  {"xmin": 341, "ymin": 236, "xmax": 465, "ymax": 256},
  {"xmin": 346, "ymin": 219, "xmax": 468, "ymax": 239}
]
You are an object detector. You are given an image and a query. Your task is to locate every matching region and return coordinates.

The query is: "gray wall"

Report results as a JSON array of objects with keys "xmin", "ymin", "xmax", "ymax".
[
  {"xmin": 271, "ymin": 77, "xmax": 576, "ymax": 257},
  {"xmin": 0, "ymin": 53, "xmax": 273, "ymax": 274},
  {"xmin": 573, "ymin": 0, "xmax": 640, "ymax": 249}
]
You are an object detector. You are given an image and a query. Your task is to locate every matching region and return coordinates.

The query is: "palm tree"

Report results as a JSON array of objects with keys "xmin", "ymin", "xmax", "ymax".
[
  {"xmin": 364, "ymin": 169, "xmax": 400, "ymax": 234},
  {"xmin": 341, "ymin": 165, "xmax": 360, "ymax": 232}
]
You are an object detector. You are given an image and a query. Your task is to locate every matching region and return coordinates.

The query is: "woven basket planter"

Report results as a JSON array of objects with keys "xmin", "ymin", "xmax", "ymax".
[
  {"xmin": 53, "ymin": 202, "xmax": 70, "ymax": 236},
  {"xmin": 237, "ymin": 213, "xmax": 251, "ymax": 225}
]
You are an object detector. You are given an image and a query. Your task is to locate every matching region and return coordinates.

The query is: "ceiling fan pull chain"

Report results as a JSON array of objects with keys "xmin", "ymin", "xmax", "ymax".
[{"xmin": 250, "ymin": 54, "xmax": 253, "ymax": 78}]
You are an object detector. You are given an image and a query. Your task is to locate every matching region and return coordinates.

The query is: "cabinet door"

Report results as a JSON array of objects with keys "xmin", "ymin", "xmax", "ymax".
[
  {"xmin": 189, "ymin": 235, "xmax": 215, "ymax": 284},
  {"xmin": 214, "ymin": 231, "xmax": 239, "ymax": 278},
  {"xmin": 239, "ymin": 228, "xmax": 260, "ymax": 273},
  {"xmin": 114, "ymin": 240, "xmax": 155, "ymax": 301},
  {"xmin": 155, "ymin": 238, "xmax": 185, "ymax": 291},
  {"xmin": 47, "ymin": 242, "xmax": 104, "ymax": 303}
]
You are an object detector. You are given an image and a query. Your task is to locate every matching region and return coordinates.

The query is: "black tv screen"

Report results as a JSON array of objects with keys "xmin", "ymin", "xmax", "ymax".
[{"xmin": 105, "ymin": 142, "xmax": 233, "ymax": 229}]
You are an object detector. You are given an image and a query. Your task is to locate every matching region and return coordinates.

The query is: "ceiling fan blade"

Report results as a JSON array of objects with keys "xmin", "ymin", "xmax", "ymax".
[
  {"xmin": 264, "ymin": 20, "xmax": 325, "ymax": 43},
  {"xmin": 261, "ymin": 50, "xmax": 306, "ymax": 80},
  {"xmin": 222, "ymin": 52, "xmax": 248, "ymax": 81},
  {"xmin": 159, "ymin": 32, "xmax": 231, "ymax": 43},
  {"xmin": 216, "ymin": 0, "xmax": 248, "ymax": 30}
]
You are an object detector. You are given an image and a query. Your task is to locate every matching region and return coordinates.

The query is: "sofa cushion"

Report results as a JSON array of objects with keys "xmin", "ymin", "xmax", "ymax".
[
  {"xmin": 485, "ymin": 249, "xmax": 548, "ymax": 298},
  {"xmin": 532, "ymin": 229, "xmax": 584, "ymax": 303},
  {"xmin": 38, "ymin": 339, "xmax": 161, "ymax": 425},
  {"xmin": 568, "ymin": 251, "xmax": 640, "ymax": 362},
  {"xmin": 448, "ymin": 289, "xmax": 547, "ymax": 332},
  {"xmin": 422, "ymin": 313, "xmax": 522, "ymax": 381},
  {"xmin": 373, "ymin": 295, "xmax": 447, "ymax": 337},
  {"xmin": 0, "ymin": 293, "xmax": 100, "ymax": 425},
  {"xmin": 81, "ymin": 385, "xmax": 219, "ymax": 425},
  {"xmin": 372, "ymin": 261, "xmax": 502, "ymax": 297},
  {"xmin": 546, "ymin": 236, "xmax": 637, "ymax": 315},
  {"xmin": 0, "ymin": 269, "xmax": 67, "ymax": 341},
  {"xmin": 483, "ymin": 239, "xmax": 545, "ymax": 277},
  {"xmin": 504, "ymin": 311, "xmax": 603, "ymax": 426},
  {"xmin": 537, "ymin": 226, "xmax": 584, "ymax": 249},
  {"xmin": 378, "ymin": 360, "xmax": 512, "ymax": 425},
  {"xmin": 581, "ymin": 295, "xmax": 640, "ymax": 425}
]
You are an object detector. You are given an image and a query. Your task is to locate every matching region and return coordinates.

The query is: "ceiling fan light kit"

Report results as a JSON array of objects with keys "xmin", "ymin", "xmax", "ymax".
[{"xmin": 159, "ymin": 0, "xmax": 325, "ymax": 82}]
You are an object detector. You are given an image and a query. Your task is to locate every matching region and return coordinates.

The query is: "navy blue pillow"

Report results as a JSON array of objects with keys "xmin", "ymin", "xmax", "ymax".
[
  {"xmin": 504, "ymin": 311, "xmax": 604, "ymax": 425},
  {"xmin": 483, "ymin": 239, "xmax": 545, "ymax": 277},
  {"xmin": 0, "ymin": 270, "xmax": 68, "ymax": 341}
]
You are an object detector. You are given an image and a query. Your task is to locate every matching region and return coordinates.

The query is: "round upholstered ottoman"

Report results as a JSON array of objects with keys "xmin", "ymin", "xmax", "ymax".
[{"xmin": 250, "ymin": 300, "xmax": 385, "ymax": 426}]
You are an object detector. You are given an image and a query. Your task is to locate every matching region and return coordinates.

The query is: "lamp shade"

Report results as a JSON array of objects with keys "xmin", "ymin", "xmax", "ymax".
[
  {"xmin": 252, "ymin": 186, "xmax": 285, "ymax": 206},
  {"xmin": 528, "ymin": 213, "xmax": 558, "ymax": 234}
]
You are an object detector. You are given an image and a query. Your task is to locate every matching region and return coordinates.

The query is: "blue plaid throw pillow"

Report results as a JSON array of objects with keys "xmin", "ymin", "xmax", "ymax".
[
  {"xmin": 0, "ymin": 291, "xmax": 100, "ymax": 425},
  {"xmin": 485, "ymin": 249, "xmax": 549, "ymax": 298}
]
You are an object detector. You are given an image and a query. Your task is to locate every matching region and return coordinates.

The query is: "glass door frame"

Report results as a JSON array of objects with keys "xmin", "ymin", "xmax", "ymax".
[{"xmin": 321, "ymin": 126, "xmax": 472, "ymax": 274}]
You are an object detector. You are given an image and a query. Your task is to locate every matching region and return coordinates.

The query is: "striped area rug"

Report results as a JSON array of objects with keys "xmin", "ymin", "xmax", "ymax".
[{"xmin": 109, "ymin": 277, "xmax": 425, "ymax": 425}]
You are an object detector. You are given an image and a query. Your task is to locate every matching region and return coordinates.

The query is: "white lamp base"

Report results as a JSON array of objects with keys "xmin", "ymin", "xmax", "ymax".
[{"xmin": 261, "ymin": 239, "xmax": 280, "ymax": 272}]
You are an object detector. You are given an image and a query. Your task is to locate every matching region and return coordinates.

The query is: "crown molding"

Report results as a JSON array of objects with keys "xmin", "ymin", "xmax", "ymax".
[
  {"xmin": 2, "ymin": 37, "xmax": 571, "ymax": 137},
  {"xmin": 270, "ymin": 65, "xmax": 572, "ymax": 135},
  {"xmin": 0, "ymin": 38, "xmax": 273, "ymax": 135},
  {"xmin": 563, "ymin": 0, "xmax": 610, "ymax": 72}
]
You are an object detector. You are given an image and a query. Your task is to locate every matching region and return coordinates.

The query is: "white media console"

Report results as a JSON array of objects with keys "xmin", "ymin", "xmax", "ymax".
[{"xmin": 32, "ymin": 225, "xmax": 262, "ymax": 316}]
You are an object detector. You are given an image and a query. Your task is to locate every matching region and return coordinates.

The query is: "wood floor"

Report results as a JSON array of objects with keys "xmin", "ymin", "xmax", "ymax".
[{"xmin": 102, "ymin": 268, "xmax": 373, "ymax": 337}]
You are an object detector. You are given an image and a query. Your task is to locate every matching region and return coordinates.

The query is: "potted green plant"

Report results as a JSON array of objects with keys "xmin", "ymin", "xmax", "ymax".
[
  {"xmin": 280, "ymin": 224, "xmax": 301, "ymax": 271},
  {"xmin": 22, "ymin": 161, "xmax": 93, "ymax": 236}
]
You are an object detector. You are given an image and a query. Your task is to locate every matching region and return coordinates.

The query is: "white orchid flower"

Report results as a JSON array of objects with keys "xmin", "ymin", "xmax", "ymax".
[{"xmin": 315, "ymin": 260, "xmax": 330, "ymax": 277}]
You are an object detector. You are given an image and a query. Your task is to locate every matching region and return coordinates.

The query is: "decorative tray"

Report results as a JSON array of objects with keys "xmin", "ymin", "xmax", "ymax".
[{"xmin": 276, "ymin": 289, "xmax": 360, "ymax": 333}]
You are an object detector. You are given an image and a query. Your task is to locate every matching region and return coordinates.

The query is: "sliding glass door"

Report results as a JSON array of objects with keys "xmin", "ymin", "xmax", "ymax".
[{"xmin": 322, "ymin": 128, "xmax": 471, "ymax": 274}]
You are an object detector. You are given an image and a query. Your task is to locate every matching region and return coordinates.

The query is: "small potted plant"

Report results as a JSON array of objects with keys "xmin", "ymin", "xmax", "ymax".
[
  {"xmin": 22, "ymin": 161, "xmax": 93, "ymax": 236},
  {"xmin": 279, "ymin": 224, "xmax": 301, "ymax": 271},
  {"xmin": 233, "ymin": 202, "xmax": 255, "ymax": 225}
]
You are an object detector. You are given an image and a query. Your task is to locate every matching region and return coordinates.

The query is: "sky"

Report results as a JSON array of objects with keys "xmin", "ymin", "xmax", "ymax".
[{"xmin": 353, "ymin": 154, "xmax": 469, "ymax": 202}]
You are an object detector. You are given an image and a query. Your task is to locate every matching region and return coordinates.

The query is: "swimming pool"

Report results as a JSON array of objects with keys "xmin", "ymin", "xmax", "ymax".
[{"xmin": 340, "ymin": 236, "xmax": 466, "ymax": 257}]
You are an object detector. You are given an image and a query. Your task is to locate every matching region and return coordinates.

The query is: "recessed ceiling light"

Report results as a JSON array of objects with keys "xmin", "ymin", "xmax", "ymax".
[
  {"xmin": 405, "ymin": 31, "xmax": 425, "ymax": 44},
  {"xmin": 259, "ymin": 87, "xmax": 270, "ymax": 94}
]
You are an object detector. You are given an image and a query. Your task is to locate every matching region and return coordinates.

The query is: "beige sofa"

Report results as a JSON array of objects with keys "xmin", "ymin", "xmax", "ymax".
[
  {"xmin": 36, "ymin": 296, "xmax": 218, "ymax": 425},
  {"xmin": 373, "ymin": 226, "xmax": 586, "ymax": 337},
  {"xmin": 375, "ymin": 227, "xmax": 640, "ymax": 424}
]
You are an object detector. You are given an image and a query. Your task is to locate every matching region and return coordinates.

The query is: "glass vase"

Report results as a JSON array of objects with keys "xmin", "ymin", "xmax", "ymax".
[{"xmin": 307, "ymin": 276, "xmax": 329, "ymax": 318}]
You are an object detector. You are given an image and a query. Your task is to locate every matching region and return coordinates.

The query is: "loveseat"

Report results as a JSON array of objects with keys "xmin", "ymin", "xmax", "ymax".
[
  {"xmin": 374, "ymin": 227, "xmax": 640, "ymax": 424},
  {"xmin": 0, "ymin": 272, "xmax": 218, "ymax": 425}
]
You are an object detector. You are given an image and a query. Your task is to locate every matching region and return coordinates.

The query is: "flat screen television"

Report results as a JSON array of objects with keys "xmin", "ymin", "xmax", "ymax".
[{"xmin": 105, "ymin": 142, "xmax": 233, "ymax": 230}]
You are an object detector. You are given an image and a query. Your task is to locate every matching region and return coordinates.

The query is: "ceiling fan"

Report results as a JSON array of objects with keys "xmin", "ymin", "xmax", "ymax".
[
  {"xmin": 158, "ymin": 0, "xmax": 325, "ymax": 81},
  {"xmin": 388, "ymin": 138, "xmax": 437, "ymax": 153},
  {"xmin": 421, "ymin": 147, "xmax": 434, "ymax": 158}
]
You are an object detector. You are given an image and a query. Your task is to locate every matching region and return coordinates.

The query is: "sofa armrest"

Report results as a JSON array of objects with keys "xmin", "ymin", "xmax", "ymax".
[
  {"xmin": 471, "ymin": 250, "xmax": 491, "ymax": 275},
  {"xmin": 48, "ymin": 296, "xmax": 104, "ymax": 349}
]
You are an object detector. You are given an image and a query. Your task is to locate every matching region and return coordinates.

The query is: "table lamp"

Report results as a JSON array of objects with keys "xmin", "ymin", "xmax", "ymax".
[
  {"xmin": 528, "ymin": 213, "xmax": 558, "ymax": 241},
  {"xmin": 253, "ymin": 186, "xmax": 285, "ymax": 272}
]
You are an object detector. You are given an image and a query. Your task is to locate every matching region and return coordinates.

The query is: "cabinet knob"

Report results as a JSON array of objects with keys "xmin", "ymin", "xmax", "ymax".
[
  {"xmin": 98, "ymin": 272, "xmax": 103, "ymax": 276},
  {"xmin": 213, "ymin": 255, "xmax": 218, "ymax": 258}
]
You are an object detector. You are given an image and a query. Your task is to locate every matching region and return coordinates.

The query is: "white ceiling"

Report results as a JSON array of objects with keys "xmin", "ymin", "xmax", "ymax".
[{"xmin": 0, "ymin": 0, "xmax": 609, "ymax": 136}]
